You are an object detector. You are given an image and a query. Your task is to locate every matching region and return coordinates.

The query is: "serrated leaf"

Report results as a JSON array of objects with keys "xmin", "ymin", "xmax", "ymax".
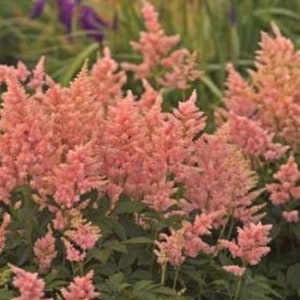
[
  {"xmin": 103, "ymin": 240, "xmax": 127, "ymax": 253},
  {"xmin": 97, "ymin": 263, "xmax": 117, "ymax": 277},
  {"xmin": 130, "ymin": 269, "xmax": 152, "ymax": 281},
  {"xmin": 111, "ymin": 220, "xmax": 127, "ymax": 241},
  {"xmin": 241, "ymin": 274, "xmax": 284, "ymax": 300},
  {"xmin": 108, "ymin": 272, "xmax": 125, "ymax": 284},
  {"xmin": 118, "ymin": 252, "xmax": 137, "ymax": 270},
  {"xmin": 92, "ymin": 248, "xmax": 111, "ymax": 264},
  {"xmin": 16, "ymin": 246, "xmax": 30, "ymax": 265}
]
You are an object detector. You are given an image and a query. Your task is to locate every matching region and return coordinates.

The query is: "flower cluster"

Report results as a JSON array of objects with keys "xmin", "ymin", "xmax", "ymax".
[
  {"xmin": 10, "ymin": 266, "xmax": 98, "ymax": 300},
  {"xmin": 1, "ymin": 3, "xmax": 294, "ymax": 298},
  {"xmin": 177, "ymin": 133, "xmax": 264, "ymax": 224},
  {"xmin": 62, "ymin": 209, "xmax": 101, "ymax": 262},
  {"xmin": 266, "ymin": 156, "xmax": 300, "ymax": 222},
  {"xmin": 10, "ymin": 265, "xmax": 50, "ymax": 300},
  {"xmin": 219, "ymin": 24, "xmax": 300, "ymax": 153},
  {"xmin": 154, "ymin": 212, "xmax": 218, "ymax": 267},
  {"xmin": 122, "ymin": 1, "xmax": 201, "ymax": 89},
  {"xmin": 61, "ymin": 271, "xmax": 99, "ymax": 300},
  {"xmin": 223, "ymin": 265, "xmax": 246, "ymax": 277},
  {"xmin": 0, "ymin": 213, "xmax": 10, "ymax": 253},
  {"xmin": 33, "ymin": 226, "xmax": 57, "ymax": 274},
  {"xmin": 267, "ymin": 156, "xmax": 300, "ymax": 205},
  {"xmin": 219, "ymin": 222, "xmax": 272, "ymax": 266},
  {"xmin": 219, "ymin": 114, "xmax": 287, "ymax": 162}
]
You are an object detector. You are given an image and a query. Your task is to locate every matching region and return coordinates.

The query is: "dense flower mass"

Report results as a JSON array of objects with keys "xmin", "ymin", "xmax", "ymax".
[
  {"xmin": 0, "ymin": 46, "xmax": 265, "ymax": 224},
  {"xmin": 0, "ymin": 36, "xmax": 270, "ymax": 297},
  {"xmin": 219, "ymin": 114, "xmax": 287, "ymax": 162},
  {"xmin": 177, "ymin": 133, "xmax": 264, "ymax": 223}
]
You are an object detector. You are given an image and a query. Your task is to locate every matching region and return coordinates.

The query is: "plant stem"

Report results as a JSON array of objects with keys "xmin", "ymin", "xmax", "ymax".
[
  {"xmin": 226, "ymin": 217, "xmax": 235, "ymax": 239},
  {"xmin": 233, "ymin": 263, "xmax": 246, "ymax": 300},
  {"xmin": 217, "ymin": 215, "xmax": 231, "ymax": 242},
  {"xmin": 79, "ymin": 261, "xmax": 84, "ymax": 276},
  {"xmin": 173, "ymin": 266, "xmax": 180, "ymax": 290},
  {"xmin": 150, "ymin": 224, "xmax": 160, "ymax": 275},
  {"xmin": 233, "ymin": 275, "xmax": 243, "ymax": 300},
  {"xmin": 161, "ymin": 263, "xmax": 167, "ymax": 286}
]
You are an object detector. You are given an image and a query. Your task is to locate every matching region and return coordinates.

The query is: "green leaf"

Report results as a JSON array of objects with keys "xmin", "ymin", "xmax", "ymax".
[
  {"xmin": 130, "ymin": 269, "xmax": 153, "ymax": 281},
  {"xmin": 133, "ymin": 280, "xmax": 156, "ymax": 292},
  {"xmin": 123, "ymin": 237, "xmax": 153, "ymax": 245},
  {"xmin": 118, "ymin": 252, "xmax": 137, "ymax": 270},
  {"xmin": 253, "ymin": 8, "xmax": 300, "ymax": 21},
  {"xmin": 103, "ymin": 240, "xmax": 127, "ymax": 253},
  {"xmin": 0, "ymin": 287, "xmax": 15, "ymax": 300},
  {"xmin": 91, "ymin": 248, "xmax": 111, "ymax": 264},
  {"xmin": 201, "ymin": 74, "xmax": 222, "ymax": 99},
  {"xmin": 241, "ymin": 274, "xmax": 284, "ymax": 300},
  {"xmin": 114, "ymin": 199, "xmax": 146, "ymax": 215},
  {"xmin": 254, "ymin": 277, "xmax": 284, "ymax": 299},
  {"xmin": 60, "ymin": 42, "xmax": 99, "ymax": 85},
  {"xmin": 16, "ymin": 246, "xmax": 31, "ymax": 265},
  {"xmin": 111, "ymin": 220, "xmax": 127, "ymax": 241},
  {"xmin": 287, "ymin": 263, "xmax": 300, "ymax": 290},
  {"xmin": 97, "ymin": 263, "xmax": 118, "ymax": 277},
  {"xmin": 45, "ymin": 279, "xmax": 69, "ymax": 291},
  {"xmin": 107, "ymin": 272, "xmax": 130, "ymax": 293},
  {"xmin": 154, "ymin": 286, "xmax": 183, "ymax": 298},
  {"xmin": 292, "ymin": 223, "xmax": 300, "ymax": 240}
]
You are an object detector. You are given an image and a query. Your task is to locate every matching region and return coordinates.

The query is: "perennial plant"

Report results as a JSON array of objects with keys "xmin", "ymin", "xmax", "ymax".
[{"xmin": 0, "ymin": 1, "xmax": 299, "ymax": 299}]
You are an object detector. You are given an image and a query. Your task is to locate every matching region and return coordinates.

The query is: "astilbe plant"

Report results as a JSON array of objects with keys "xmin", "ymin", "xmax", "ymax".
[
  {"xmin": 0, "ymin": 48, "xmax": 272, "ymax": 298},
  {"xmin": 121, "ymin": 1, "xmax": 201, "ymax": 90},
  {"xmin": 218, "ymin": 21, "xmax": 300, "ymax": 221},
  {"xmin": 0, "ymin": 2, "xmax": 297, "ymax": 299}
]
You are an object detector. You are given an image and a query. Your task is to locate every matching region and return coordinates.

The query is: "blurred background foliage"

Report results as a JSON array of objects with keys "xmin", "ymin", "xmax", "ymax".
[{"xmin": 0, "ymin": 0, "xmax": 300, "ymax": 114}]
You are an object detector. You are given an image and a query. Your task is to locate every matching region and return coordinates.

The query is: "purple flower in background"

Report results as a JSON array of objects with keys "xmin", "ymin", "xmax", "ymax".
[
  {"xmin": 31, "ymin": 0, "xmax": 112, "ymax": 41},
  {"xmin": 56, "ymin": 0, "xmax": 75, "ymax": 34},
  {"xmin": 79, "ymin": 5, "xmax": 108, "ymax": 41},
  {"xmin": 229, "ymin": 1, "xmax": 237, "ymax": 27},
  {"xmin": 31, "ymin": 0, "xmax": 47, "ymax": 18}
]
